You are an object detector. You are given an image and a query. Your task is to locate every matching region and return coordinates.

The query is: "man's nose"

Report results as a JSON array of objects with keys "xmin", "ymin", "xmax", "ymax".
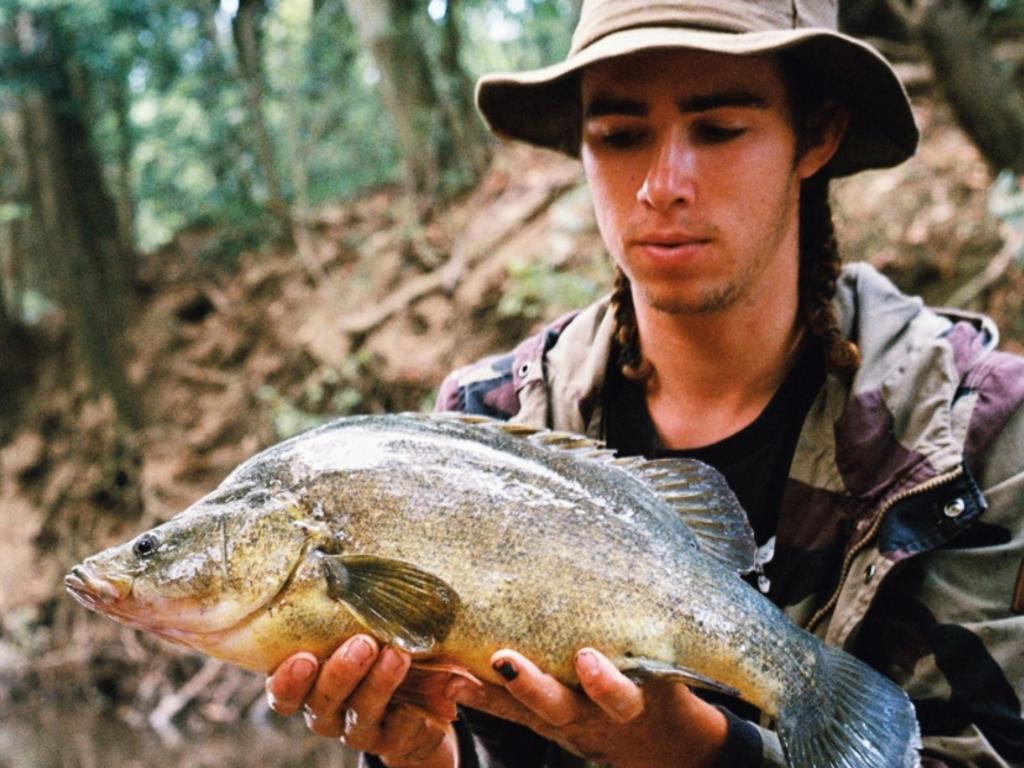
[{"xmin": 636, "ymin": 130, "xmax": 696, "ymax": 210}]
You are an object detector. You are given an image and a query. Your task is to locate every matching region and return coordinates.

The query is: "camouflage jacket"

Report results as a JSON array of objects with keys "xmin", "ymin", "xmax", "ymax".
[{"xmin": 433, "ymin": 262, "xmax": 1024, "ymax": 768}]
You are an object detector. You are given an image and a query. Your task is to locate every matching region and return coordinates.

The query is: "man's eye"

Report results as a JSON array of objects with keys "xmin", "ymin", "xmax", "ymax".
[
  {"xmin": 694, "ymin": 124, "xmax": 746, "ymax": 144},
  {"xmin": 597, "ymin": 129, "xmax": 646, "ymax": 149}
]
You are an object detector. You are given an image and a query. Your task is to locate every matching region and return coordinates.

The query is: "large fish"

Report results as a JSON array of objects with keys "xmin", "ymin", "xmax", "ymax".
[{"xmin": 66, "ymin": 413, "xmax": 920, "ymax": 768}]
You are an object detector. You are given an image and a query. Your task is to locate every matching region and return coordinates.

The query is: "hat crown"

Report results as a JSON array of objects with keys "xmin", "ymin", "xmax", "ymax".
[{"xmin": 571, "ymin": 0, "xmax": 838, "ymax": 55}]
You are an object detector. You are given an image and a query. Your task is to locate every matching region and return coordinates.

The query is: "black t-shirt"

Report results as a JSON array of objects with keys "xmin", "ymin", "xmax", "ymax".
[
  {"xmin": 602, "ymin": 342, "xmax": 826, "ymax": 549},
  {"xmin": 601, "ymin": 343, "xmax": 827, "ymax": 761}
]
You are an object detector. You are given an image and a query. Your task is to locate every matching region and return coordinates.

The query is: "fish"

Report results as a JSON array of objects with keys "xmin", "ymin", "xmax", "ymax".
[{"xmin": 66, "ymin": 412, "xmax": 920, "ymax": 768}]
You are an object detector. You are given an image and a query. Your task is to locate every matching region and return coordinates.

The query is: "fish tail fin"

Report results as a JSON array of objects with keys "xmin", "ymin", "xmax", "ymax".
[{"xmin": 777, "ymin": 643, "xmax": 921, "ymax": 768}]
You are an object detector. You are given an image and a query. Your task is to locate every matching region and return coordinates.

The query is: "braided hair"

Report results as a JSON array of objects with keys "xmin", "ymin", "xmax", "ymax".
[
  {"xmin": 797, "ymin": 175, "xmax": 861, "ymax": 374},
  {"xmin": 611, "ymin": 265, "xmax": 652, "ymax": 381}
]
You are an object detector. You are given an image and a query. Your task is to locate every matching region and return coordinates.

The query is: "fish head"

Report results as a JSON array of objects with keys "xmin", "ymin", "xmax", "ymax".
[{"xmin": 65, "ymin": 482, "xmax": 326, "ymax": 652}]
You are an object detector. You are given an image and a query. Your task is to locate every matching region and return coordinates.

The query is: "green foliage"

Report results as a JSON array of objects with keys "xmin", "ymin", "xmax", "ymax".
[
  {"xmin": 989, "ymin": 171, "xmax": 1024, "ymax": 265},
  {"xmin": 498, "ymin": 254, "xmax": 610, "ymax": 320},
  {"xmin": 0, "ymin": 0, "xmax": 580, "ymax": 258},
  {"xmin": 256, "ymin": 350, "xmax": 377, "ymax": 439},
  {"xmin": 257, "ymin": 383, "xmax": 332, "ymax": 439},
  {"xmin": 458, "ymin": 0, "xmax": 578, "ymax": 74}
]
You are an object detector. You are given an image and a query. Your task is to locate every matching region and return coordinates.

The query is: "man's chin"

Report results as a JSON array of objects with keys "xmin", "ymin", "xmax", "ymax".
[{"xmin": 638, "ymin": 283, "xmax": 744, "ymax": 316}]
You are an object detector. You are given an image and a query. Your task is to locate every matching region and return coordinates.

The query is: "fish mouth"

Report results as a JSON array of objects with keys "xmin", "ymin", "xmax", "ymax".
[
  {"xmin": 65, "ymin": 565, "xmax": 214, "ymax": 645},
  {"xmin": 65, "ymin": 563, "xmax": 133, "ymax": 610},
  {"xmin": 65, "ymin": 544, "xmax": 308, "ymax": 647}
]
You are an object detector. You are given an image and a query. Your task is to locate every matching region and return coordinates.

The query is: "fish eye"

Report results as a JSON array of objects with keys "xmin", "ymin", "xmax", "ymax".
[{"xmin": 133, "ymin": 533, "xmax": 160, "ymax": 558}]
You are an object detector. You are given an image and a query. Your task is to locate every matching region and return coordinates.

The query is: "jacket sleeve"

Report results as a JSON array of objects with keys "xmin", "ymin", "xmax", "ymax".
[
  {"xmin": 919, "ymin": 407, "xmax": 1024, "ymax": 768},
  {"xmin": 856, "ymin": 399, "xmax": 1024, "ymax": 767}
]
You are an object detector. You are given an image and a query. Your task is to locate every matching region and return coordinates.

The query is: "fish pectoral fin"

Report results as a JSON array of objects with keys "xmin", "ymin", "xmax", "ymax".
[
  {"xmin": 320, "ymin": 554, "xmax": 462, "ymax": 654},
  {"xmin": 618, "ymin": 657, "xmax": 740, "ymax": 698}
]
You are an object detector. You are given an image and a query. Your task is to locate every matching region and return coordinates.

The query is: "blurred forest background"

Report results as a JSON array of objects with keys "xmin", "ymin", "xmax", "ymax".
[{"xmin": 0, "ymin": 0, "xmax": 1023, "ymax": 765}]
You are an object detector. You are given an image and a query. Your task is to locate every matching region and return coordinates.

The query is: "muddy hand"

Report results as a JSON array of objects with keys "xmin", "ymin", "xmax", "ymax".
[{"xmin": 266, "ymin": 635, "xmax": 459, "ymax": 768}]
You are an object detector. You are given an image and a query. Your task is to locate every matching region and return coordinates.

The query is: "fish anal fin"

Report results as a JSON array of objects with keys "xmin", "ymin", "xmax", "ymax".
[
  {"xmin": 321, "ymin": 554, "xmax": 461, "ymax": 654},
  {"xmin": 616, "ymin": 656, "xmax": 740, "ymax": 698}
]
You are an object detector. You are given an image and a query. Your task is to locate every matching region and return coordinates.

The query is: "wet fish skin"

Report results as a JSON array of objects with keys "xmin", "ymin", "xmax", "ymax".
[{"xmin": 66, "ymin": 413, "xmax": 920, "ymax": 768}]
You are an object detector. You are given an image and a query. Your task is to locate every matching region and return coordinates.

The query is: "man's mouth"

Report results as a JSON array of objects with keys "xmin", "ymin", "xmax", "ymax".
[{"xmin": 636, "ymin": 229, "xmax": 711, "ymax": 247}]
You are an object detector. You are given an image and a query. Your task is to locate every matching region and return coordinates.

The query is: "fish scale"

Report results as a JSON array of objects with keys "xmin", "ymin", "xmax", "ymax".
[{"xmin": 66, "ymin": 412, "xmax": 920, "ymax": 768}]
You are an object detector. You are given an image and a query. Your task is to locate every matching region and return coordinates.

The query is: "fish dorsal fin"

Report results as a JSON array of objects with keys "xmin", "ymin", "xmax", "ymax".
[
  {"xmin": 631, "ymin": 458, "xmax": 757, "ymax": 574},
  {"xmin": 526, "ymin": 430, "xmax": 619, "ymax": 462},
  {"xmin": 428, "ymin": 413, "xmax": 756, "ymax": 572},
  {"xmin": 431, "ymin": 413, "xmax": 617, "ymax": 460}
]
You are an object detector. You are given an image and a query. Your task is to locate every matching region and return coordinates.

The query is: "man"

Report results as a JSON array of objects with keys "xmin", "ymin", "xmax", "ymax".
[{"xmin": 267, "ymin": 1, "xmax": 1024, "ymax": 766}]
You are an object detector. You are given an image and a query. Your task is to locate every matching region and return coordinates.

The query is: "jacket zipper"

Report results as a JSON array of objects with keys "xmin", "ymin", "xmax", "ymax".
[{"xmin": 804, "ymin": 465, "xmax": 965, "ymax": 635}]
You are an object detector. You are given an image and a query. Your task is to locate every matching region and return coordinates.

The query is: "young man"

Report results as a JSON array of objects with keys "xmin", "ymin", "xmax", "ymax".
[{"xmin": 267, "ymin": 1, "xmax": 1024, "ymax": 765}]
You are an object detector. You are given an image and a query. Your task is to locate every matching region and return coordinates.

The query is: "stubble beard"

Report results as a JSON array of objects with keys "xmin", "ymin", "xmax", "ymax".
[
  {"xmin": 637, "ymin": 278, "xmax": 749, "ymax": 316},
  {"xmin": 633, "ymin": 181, "xmax": 801, "ymax": 318}
]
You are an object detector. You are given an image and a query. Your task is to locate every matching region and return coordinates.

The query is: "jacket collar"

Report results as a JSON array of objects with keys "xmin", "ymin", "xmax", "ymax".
[{"xmin": 522, "ymin": 263, "xmax": 996, "ymax": 503}]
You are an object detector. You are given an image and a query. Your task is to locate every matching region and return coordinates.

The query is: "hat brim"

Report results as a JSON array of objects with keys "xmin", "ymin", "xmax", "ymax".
[{"xmin": 476, "ymin": 27, "xmax": 918, "ymax": 177}]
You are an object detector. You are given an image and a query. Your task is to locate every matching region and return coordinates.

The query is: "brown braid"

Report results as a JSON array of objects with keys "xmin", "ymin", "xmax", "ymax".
[
  {"xmin": 798, "ymin": 175, "xmax": 861, "ymax": 375},
  {"xmin": 610, "ymin": 266, "xmax": 653, "ymax": 382}
]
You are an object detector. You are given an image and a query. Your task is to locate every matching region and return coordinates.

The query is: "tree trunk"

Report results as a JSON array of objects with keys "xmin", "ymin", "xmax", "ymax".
[
  {"xmin": 109, "ymin": 75, "xmax": 138, "ymax": 271},
  {"xmin": 342, "ymin": 0, "xmax": 487, "ymax": 205},
  {"xmin": 14, "ymin": 10, "xmax": 140, "ymax": 426},
  {"xmin": 436, "ymin": 0, "xmax": 491, "ymax": 181},
  {"xmin": 282, "ymin": 38, "xmax": 317, "ymax": 275},
  {"xmin": 231, "ymin": 0, "xmax": 292, "ymax": 239},
  {"xmin": 196, "ymin": 4, "xmax": 255, "ymax": 208},
  {"xmin": 343, "ymin": 0, "xmax": 442, "ymax": 199},
  {"xmin": 917, "ymin": 0, "xmax": 1024, "ymax": 174},
  {"xmin": 839, "ymin": 0, "xmax": 912, "ymax": 40}
]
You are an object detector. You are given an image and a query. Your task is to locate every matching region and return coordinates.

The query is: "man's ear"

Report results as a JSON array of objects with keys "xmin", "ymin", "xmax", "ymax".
[{"xmin": 796, "ymin": 103, "xmax": 849, "ymax": 180}]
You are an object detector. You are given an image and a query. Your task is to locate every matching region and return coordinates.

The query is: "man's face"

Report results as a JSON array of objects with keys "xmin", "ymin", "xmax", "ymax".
[{"xmin": 580, "ymin": 49, "xmax": 831, "ymax": 317}]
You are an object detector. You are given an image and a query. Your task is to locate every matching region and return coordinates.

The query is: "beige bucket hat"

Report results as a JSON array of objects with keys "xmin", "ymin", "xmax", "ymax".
[{"xmin": 476, "ymin": 0, "xmax": 918, "ymax": 177}]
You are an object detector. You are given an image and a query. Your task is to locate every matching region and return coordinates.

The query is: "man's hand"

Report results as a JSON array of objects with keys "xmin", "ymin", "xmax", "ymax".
[
  {"xmin": 265, "ymin": 635, "xmax": 459, "ymax": 768},
  {"xmin": 448, "ymin": 647, "xmax": 727, "ymax": 768}
]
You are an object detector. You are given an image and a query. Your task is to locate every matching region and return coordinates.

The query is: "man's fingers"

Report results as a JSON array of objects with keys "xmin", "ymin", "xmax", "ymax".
[
  {"xmin": 488, "ymin": 649, "xmax": 586, "ymax": 727},
  {"xmin": 304, "ymin": 635, "xmax": 379, "ymax": 723},
  {"xmin": 376, "ymin": 705, "xmax": 451, "ymax": 765},
  {"xmin": 448, "ymin": 678, "xmax": 539, "ymax": 728},
  {"xmin": 341, "ymin": 647, "xmax": 411, "ymax": 750},
  {"xmin": 265, "ymin": 652, "xmax": 319, "ymax": 716},
  {"xmin": 574, "ymin": 648, "xmax": 644, "ymax": 723}
]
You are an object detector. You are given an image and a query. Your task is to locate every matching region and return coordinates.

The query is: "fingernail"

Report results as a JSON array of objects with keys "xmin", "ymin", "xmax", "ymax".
[
  {"xmin": 380, "ymin": 648, "xmax": 404, "ymax": 673},
  {"xmin": 577, "ymin": 650, "xmax": 599, "ymax": 679},
  {"xmin": 344, "ymin": 636, "xmax": 374, "ymax": 664},
  {"xmin": 493, "ymin": 659, "xmax": 518, "ymax": 682},
  {"xmin": 290, "ymin": 657, "xmax": 316, "ymax": 681},
  {"xmin": 265, "ymin": 689, "xmax": 280, "ymax": 711}
]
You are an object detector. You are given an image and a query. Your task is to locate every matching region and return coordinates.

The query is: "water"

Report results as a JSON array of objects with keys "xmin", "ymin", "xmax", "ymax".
[{"xmin": 0, "ymin": 701, "xmax": 360, "ymax": 768}]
